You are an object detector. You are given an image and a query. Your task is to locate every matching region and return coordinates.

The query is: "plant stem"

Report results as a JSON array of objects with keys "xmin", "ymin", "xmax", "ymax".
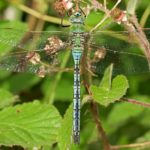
[
  {"xmin": 121, "ymin": 97, "xmax": 150, "ymax": 108},
  {"xmin": 44, "ymin": 50, "xmax": 71, "ymax": 104},
  {"xmin": 13, "ymin": 3, "xmax": 70, "ymax": 26},
  {"xmin": 90, "ymin": 101, "xmax": 111, "ymax": 150},
  {"xmin": 110, "ymin": 141, "xmax": 150, "ymax": 149},
  {"xmin": 81, "ymin": 36, "xmax": 110, "ymax": 150}
]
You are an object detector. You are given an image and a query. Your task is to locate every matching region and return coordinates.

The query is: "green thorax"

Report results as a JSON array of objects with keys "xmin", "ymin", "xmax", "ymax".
[{"xmin": 69, "ymin": 11, "xmax": 85, "ymax": 33}]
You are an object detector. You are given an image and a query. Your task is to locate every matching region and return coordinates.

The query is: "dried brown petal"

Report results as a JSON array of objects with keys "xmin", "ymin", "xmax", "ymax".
[
  {"xmin": 53, "ymin": 1, "xmax": 66, "ymax": 16},
  {"xmin": 44, "ymin": 36, "xmax": 64, "ymax": 55},
  {"xmin": 94, "ymin": 47, "xmax": 106, "ymax": 61},
  {"xmin": 110, "ymin": 8, "xmax": 125, "ymax": 21},
  {"xmin": 25, "ymin": 51, "xmax": 40, "ymax": 65},
  {"xmin": 36, "ymin": 65, "xmax": 46, "ymax": 78}
]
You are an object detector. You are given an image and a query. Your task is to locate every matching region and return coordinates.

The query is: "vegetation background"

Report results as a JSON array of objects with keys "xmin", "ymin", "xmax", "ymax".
[{"xmin": 0, "ymin": 0, "xmax": 150, "ymax": 150}]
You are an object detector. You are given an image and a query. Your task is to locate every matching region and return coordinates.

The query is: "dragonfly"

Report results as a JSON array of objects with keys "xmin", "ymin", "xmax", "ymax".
[{"xmin": 0, "ymin": 1, "xmax": 150, "ymax": 145}]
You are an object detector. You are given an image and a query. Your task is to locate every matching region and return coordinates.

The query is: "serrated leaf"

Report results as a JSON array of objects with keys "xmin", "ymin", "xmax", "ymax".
[
  {"xmin": 58, "ymin": 103, "xmax": 73, "ymax": 150},
  {"xmin": 90, "ymin": 65, "xmax": 129, "ymax": 106},
  {"xmin": 0, "ymin": 101, "xmax": 62, "ymax": 147},
  {"xmin": 0, "ymin": 88, "xmax": 17, "ymax": 109}
]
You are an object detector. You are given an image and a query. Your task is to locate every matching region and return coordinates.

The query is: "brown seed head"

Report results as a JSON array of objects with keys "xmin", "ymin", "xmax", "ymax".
[
  {"xmin": 44, "ymin": 36, "xmax": 64, "ymax": 55},
  {"xmin": 110, "ymin": 8, "xmax": 124, "ymax": 21},
  {"xmin": 94, "ymin": 47, "xmax": 106, "ymax": 60},
  {"xmin": 53, "ymin": 1, "xmax": 66, "ymax": 16},
  {"xmin": 36, "ymin": 65, "xmax": 46, "ymax": 78},
  {"xmin": 25, "ymin": 51, "xmax": 40, "ymax": 65}
]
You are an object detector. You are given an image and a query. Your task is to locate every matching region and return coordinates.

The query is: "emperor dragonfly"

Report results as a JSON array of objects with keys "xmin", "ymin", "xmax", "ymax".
[{"xmin": 0, "ymin": 1, "xmax": 150, "ymax": 145}]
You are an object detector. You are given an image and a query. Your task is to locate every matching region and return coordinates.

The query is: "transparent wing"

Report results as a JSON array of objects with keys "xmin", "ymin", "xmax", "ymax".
[
  {"xmin": 0, "ymin": 28, "xmax": 70, "ymax": 51},
  {"xmin": 87, "ymin": 29, "xmax": 150, "ymax": 75},
  {"xmin": 90, "ymin": 29, "xmax": 150, "ymax": 53},
  {"xmin": 0, "ymin": 28, "xmax": 73, "ymax": 76},
  {"xmin": 0, "ymin": 49, "xmax": 73, "ymax": 76},
  {"xmin": 88, "ymin": 43, "xmax": 150, "ymax": 75}
]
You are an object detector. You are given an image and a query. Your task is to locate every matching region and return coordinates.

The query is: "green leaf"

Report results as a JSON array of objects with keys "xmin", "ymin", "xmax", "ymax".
[
  {"xmin": 2, "ymin": 73, "xmax": 41, "ymax": 93},
  {"xmin": 85, "ymin": 10, "xmax": 113, "ymax": 31},
  {"xmin": 90, "ymin": 65, "xmax": 129, "ymax": 106},
  {"xmin": 58, "ymin": 103, "xmax": 73, "ymax": 150},
  {"xmin": 99, "ymin": 64, "xmax": 113, "ymax": 89},
  {"xmin": 0, "ymin": 88, "xmax": 17, "ymax": 109},
  {"xmin": 0, "ymin": 101, "xmax": 62, "ymax": 147},
  {"xmin": 0, "ymin": 21, "xmax": 27, "ymax": 56},
  {"xmin": 42, "ymin": 73, "xmax": 73, "ymax": 102},
  {"xmin": 106, "ymin": 102, "xmax": 144, "ymax": 132},
  {"xmin": 134, "ymin": 131, "xmax": 150, "ymax": 150},
  {"xmin": 0, "ymin": 71, "xmax": 11, "ymax": 80}
]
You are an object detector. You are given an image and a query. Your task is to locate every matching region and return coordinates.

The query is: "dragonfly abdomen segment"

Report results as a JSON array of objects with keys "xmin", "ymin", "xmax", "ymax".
[
  {"xmin": 72, "ymin": 52, "xmax": 81, "ymax": 144},
  {"xmin": 71, "ymin": 31, "xmax": 85, "ymax": 144}
]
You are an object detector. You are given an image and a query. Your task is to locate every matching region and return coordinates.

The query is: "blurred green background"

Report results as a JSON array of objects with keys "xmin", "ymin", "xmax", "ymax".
[{"xmin": 0, "ymin": 0, "xmax": 150, "ymax": 150}]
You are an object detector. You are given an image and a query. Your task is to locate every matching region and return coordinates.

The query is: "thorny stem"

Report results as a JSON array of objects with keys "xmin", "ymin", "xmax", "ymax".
[
  {"xmin": 121, "ymin": 97, "xmax": 150, "ymax": 108},
  {"xmin": 89, "ymin": 0, "xmax": 109, "ymax": 13},
  {"xmin": 127, "ymin": 14, "xmax": 150, "ymax": 66},
  {"xmin": 90, "ymin": 101, "xmax": 111, "ymax": 150}
]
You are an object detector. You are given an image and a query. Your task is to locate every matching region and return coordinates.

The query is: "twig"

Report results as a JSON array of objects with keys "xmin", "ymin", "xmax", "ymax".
[
  {"xmin": 89, "ymin": 0, "xmax": 121, "ymax": 32},
  {"xmin": 128, "ymin": 14, "xmax": 150, "ymax": 66},
  {"xmin": 104, "ymin": 0, "xmax": 107, "ymax": 10},
  {"xmin": 110, "ymin": 141, "xmax": 150, "ymax": 149},
  {"xmin": 14, "ymin": 3, "xmax": 70, "ymax": 26},
  {"xmin": 111, "ymin": 0, "xmax": 121, "ymax": 11},
  {"xmin": 121, "ymin": 97, "xmax": 150, "ymax": 108},
  {"xmin": 89, "ymin": 0, "xmax": 108, "ymax": 13},
  {"xmin": 90, "ymin": 101, "xmax": 111, "ymax": 150},
  {"xmin": 90, "ymin": 14, "xmax": 109, "ymax": 32}
]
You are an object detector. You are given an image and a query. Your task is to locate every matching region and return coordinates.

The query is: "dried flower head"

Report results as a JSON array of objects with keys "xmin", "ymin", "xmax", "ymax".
[
  {"xmin": 36, "ymin": 65, "xmax": 46, "ymax": 78},
  {"xmin": 25, "ymin": 51, "xmax": 40, "ymax": 65},
  {"xmin": 92, "ymin": 47, "xmax": 106, "ymax": 63},
  {"xmin": 62, "ymin": 0, "xmax": 73, "ymax": 10},
  {"xmin": 110, "ymin": 8, "xmax": 127, "ymax": 24},
  {"xmin": 44, "ymin": 36, "xmax": 64, "ymax": 55},
  {"xmin": 53, "ymin": 1, "xmax": 66, "ymax": 16}
]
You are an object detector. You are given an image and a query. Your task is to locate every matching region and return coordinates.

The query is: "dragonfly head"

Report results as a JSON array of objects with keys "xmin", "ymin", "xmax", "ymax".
[{"xmin": 70, "ymin": 11, "xmax": 85, "ymax": 24}]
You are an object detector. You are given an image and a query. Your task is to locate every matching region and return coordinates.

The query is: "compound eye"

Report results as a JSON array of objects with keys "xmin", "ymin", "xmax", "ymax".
[{"xmin": 75, "ymin": 12, "xmax": 81, "ymax": 16}]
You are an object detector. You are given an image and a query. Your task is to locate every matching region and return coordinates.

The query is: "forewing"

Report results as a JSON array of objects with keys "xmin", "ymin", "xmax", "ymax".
[
  {"xmin": 0, "ymin": 28, "xmax": 73, "ymax": 76},
  {"xmin": 0, "ymin": 28, "xmax": 70, "ymax": 52}
]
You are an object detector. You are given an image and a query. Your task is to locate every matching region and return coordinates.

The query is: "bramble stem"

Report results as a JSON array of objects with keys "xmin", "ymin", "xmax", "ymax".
[
  {"xmin": 90, "ymin": 101, "xmax": 111, "ymax": 150},
  {"xmin": 121, "ymin": 97, "xmax": 150, "ymax": 108}
]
